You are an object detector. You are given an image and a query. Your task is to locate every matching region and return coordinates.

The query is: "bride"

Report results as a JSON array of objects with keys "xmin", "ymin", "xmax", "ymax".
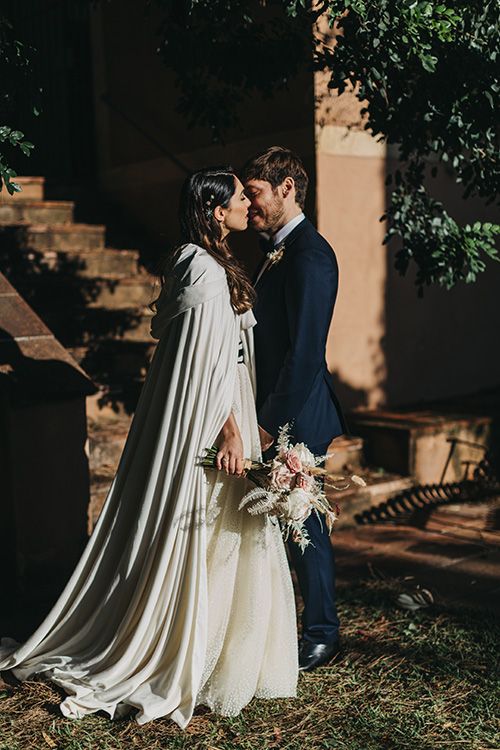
[{"xmin": 0, "ymin": 167, "xmax": 298, "ymax": 727}]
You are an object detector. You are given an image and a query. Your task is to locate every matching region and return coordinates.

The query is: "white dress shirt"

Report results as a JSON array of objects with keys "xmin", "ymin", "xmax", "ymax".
[
  {"xmin": 272, "ymin": 212, "xmax": 305, "ymax": 246},
  {"xmin": 255, "ymin": 213, "xmax": 306, "ymax": 285}
]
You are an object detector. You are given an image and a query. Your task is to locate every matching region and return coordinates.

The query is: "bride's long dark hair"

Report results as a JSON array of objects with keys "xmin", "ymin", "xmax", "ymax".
[{"xmin": 155, "ymin": 167, "xmax": 255, "ymax": 314}]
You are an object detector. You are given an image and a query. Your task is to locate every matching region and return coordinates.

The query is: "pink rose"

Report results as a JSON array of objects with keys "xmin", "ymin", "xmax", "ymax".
[
  {"xmin": 294, "ymin": 472, "xmax": 314, "ymax": 490},
  {"xmin": 285, "ymin": 449, "xmax": 302, "ymax": 474},
  {"xmin": 269, "ymin": 464, "xmax": 294, "ymax": 490}
]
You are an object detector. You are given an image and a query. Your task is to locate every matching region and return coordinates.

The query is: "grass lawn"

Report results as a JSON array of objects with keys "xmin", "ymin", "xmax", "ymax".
[{"xmin": 1, "ymin": 579, "xmax": 498, "ymax": 750}]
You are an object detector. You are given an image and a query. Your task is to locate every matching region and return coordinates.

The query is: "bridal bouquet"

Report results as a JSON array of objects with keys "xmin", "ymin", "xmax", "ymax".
[{"xmin": 202, "ymin": 423, "xmax": 366, "ymax": 551}]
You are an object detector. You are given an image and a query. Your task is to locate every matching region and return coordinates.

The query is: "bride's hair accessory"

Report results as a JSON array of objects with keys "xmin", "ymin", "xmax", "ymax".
[{"xmin": 204, "ymin": 193, "xmax": 216, "ymax": 217}]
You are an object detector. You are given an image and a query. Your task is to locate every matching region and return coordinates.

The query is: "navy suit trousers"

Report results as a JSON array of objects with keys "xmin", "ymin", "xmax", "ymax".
[{"xmin": 266, "ymin": 440, "xmax": 340, "ymax": 645}]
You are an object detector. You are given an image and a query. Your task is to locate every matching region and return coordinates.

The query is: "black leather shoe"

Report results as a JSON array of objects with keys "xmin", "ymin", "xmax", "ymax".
[{"xmin": 298, "ymin": 640, "xmax": 340, "ymax": 672}]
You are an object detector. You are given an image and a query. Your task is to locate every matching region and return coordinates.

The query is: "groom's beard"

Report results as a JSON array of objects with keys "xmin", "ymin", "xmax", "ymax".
[{"xmin": 251, "ymin": 196, "xmax": 286, "ymax": 236}]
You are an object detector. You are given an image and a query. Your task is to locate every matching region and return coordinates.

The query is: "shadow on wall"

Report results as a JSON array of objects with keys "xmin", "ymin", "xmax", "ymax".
[
  {"xmin": 332, "ymin": 374, "xmax": 370, "ymax": 413},
  {"xmin": 0, "ymin": 327, "xmax": 94, "ymax": 397},
  {"xmin": 0, "ymin": 226, "xmax": 150, "ymax": 413},
  {"xmin": 0, "ymin": 326, "xmax": 92, "ymax": 615},
  {"xmin": 0, "ymin": 226, "xmax": 142, "ymax": 348},
  {"xmin": 381, "ymin": 160, "xmax": 500, "ymax": 409}
]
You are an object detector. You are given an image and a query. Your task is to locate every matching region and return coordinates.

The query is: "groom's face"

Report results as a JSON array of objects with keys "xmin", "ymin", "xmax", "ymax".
[{"xmin": 244, "ymin": 179, "xmax": 286, "ymax": 234}]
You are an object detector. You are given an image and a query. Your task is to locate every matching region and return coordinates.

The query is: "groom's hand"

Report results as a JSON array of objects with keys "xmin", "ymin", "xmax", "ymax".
[{"xmin": 258, "ymin": 425, "xmax": 274, "ymax": 452}]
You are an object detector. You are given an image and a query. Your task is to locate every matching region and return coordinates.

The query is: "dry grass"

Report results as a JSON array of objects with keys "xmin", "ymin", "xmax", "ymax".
[{"xmin": 1, "ymin": 579, "xmax": 499, "ymax": 750}]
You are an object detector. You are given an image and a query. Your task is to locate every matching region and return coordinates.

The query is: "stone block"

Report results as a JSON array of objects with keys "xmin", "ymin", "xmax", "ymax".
[
  {"xmin": 350, "ymin": 409, "xmax": 492, "ymax": 484},
  {"xmin": 0, "ymin": 273, "xmax": 96, "ymax": 594},
  {"xmin": 0, "ymin": 201, "xmax": 74, "ymax": 225},
  {"xmin": 24, "ymin": 223, "xmax": 105, "ymax": 252},
  {"xmin": 327, "ymin": 435, "xmax": 364, "ymax": 474},
  {"xmin": 331, "ymin": 472, "xmax": 415, "ymax": 527},
  {"xmin": 0, "ymin": 177, "xmax": 45, "ymax": 202}
]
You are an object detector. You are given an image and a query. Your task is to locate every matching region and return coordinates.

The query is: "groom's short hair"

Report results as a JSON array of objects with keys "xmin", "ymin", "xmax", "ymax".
[{"xmin": 242, "ymin": 146, "xmax": 309, "ymax": 209}]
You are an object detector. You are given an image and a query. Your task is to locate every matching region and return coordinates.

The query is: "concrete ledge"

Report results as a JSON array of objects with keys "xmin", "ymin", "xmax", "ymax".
[{"xmin": 316, "ymin": 124, "xmax": 400, "ymax": 160}]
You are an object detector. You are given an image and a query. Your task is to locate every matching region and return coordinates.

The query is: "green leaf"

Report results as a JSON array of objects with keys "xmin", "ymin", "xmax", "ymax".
[
  {"xmin": 421, "ymin": 55, "xmax": 437, "ymax": 72},
  {"xmin": 484, "ymin": 91, "xmax": 494, "ymax": 108},
  {"xmin": 5, "ymin": 180, "xmax": 21, "ymax": 195}
]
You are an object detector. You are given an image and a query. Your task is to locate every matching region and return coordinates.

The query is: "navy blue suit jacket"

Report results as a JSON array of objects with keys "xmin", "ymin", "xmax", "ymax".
[{"xmin": 253, "ymin": 217, "xmax": 346, "ymax": 450}]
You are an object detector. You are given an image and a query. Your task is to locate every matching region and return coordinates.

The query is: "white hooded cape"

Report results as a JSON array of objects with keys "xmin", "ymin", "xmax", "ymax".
[{"xmin": 0, "ymin": 244, "xmax": 249, "ymax": 726}]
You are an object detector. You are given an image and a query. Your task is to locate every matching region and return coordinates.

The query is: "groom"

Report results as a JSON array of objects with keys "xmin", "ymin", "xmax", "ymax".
[{"xmin": 243, "ymin": 146, "xmax": 346, "ymax": 672}]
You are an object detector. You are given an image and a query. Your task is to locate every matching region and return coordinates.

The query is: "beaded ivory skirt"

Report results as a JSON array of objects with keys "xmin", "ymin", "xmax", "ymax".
[{"xmin": 197, "ymin": 362, "xmax": 298, "ymax": 715}]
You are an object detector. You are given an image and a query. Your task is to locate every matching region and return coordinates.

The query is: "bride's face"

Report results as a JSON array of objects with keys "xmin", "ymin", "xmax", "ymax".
[{"xmin": 215, "ymin": 177, "xmax": 250, "ymax": 236}]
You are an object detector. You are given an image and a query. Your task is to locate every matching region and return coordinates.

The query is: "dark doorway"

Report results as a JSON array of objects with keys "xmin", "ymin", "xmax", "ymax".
[{"xmin": 3, "ymin": 0, "xmax": 96, "ymax": 186}]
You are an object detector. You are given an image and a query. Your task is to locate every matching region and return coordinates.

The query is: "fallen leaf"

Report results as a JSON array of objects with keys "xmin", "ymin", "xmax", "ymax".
[
  {"xmin": 42, "ymin": 731, "xmax": 57, "ymax": 748},
  {"xmin": 351, "ymin": 474, "xmax": 367, "ymax": 486}
]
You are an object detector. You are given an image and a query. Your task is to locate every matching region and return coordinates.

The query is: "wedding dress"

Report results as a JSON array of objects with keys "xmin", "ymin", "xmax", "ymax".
[{"xmin": 0, "ymin": 243, "xmax": 298, "ymax": 727}]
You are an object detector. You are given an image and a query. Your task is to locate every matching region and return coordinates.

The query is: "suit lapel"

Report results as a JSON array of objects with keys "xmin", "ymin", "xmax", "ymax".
[
  {"xmin": 280, "ymin": 216, "xmax": 310, "ymax": 251},
  {"xmin": 254, "ymin": 217, "xmax": 310, "ymax": 288},
  {"xmin": 254, "ymin": 257, "xmax": 272, "ymax": 286}
]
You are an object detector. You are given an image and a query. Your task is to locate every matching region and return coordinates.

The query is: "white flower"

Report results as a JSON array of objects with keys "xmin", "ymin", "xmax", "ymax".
[
  {"xmin": 266, "ymin": 241, "xmax": 285, "ymax": 267},
  {"xmin": 286, "ymin": 488, "xmax": 313, "ymax": 522},
  {"xmin": 351, "ymin": 474, "xmax": 367, "ymax": 487},
  {"xmin": 293, "ymin": 443, "xmax": 315, "ymax": 468}
]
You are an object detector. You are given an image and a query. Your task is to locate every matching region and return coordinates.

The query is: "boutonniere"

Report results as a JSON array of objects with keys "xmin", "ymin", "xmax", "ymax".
[{"xmin": 266, "ymin": 241, "xmax": 285, "ymax": 268}]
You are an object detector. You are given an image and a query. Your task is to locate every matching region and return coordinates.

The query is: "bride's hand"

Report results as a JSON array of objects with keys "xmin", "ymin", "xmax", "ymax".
[{"xmin": 216, "ymin": 413, "xmax": 244, "ymax": 476}]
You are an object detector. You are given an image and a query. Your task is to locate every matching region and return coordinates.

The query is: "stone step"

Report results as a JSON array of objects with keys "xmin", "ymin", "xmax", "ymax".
[
  {"xmin": 349, "ymin": 408, "xmax": 492, "ymax": 485},
  {"xmin": 0, "ymin": 176, "xmax": 45, "ymax": 201},
  {"xmin": 70, "ymin": 339, "xmax": 156, "ymax": 381},
  {"xmin": 74, "ymin": 306, "xmax": 154, "ymax": 342},
  {"xmin": 88, "ymin": 413, "xmax": 133, "ymax": 530},
  {"xmin": 0, "ymin": 230, "xmax": 139, "ymax": 277},
  {"xmin": 116, "ymin": 309, "xmax": 154, "ymax": 341},
  {"xmin": 0, "ymin": 276, "xmax": 152, "ymax": 355},
  {"xmin": 327, "ymin": 435, "xmax": 364, "ymax": 474},
  {"xmin": 21, "ymin": 223, "xmax": 106, "ymax": 252},
  {"xmin": 86, "ymin": 382, "xmax": 144, "ymax": 420},
  {"xmin": 88, "ymin": 414, "xmax": 131, "ymax": 476},
  {"xmin": 87, "ymin": 276, "xmax": 157, "ymax": 309},
  {"xmin": 59, "ymin": 275, "xmax": 155, "ymax": 310},
  {"xmin": 39, "ymin": 306, "xmax": 154, "ymax": 350},
  {"xmin": 330, "ymin": 471, "xmax": 415, "ymax": 528},
  {"xmin": 0, "ymin": 200, "xmax": 74, "ymax": 224},
  {"xmin": 62, "ymin": 248, "xmax": 139, "ymax": 277},
  {"xmin": 13, "ymin": 273, "xmax": 156, "ymax": 311}
]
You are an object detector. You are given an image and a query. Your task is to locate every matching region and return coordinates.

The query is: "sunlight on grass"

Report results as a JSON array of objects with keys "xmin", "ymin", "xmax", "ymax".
[{"xmin": 1, "ymin": 580, "xmax": 498, "ymax": 750}]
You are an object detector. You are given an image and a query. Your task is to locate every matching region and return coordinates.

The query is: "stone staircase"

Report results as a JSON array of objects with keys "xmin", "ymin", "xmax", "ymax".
[{"xmin": 0, "ymin": 177, "xmax": 157, "ymax": 528}]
